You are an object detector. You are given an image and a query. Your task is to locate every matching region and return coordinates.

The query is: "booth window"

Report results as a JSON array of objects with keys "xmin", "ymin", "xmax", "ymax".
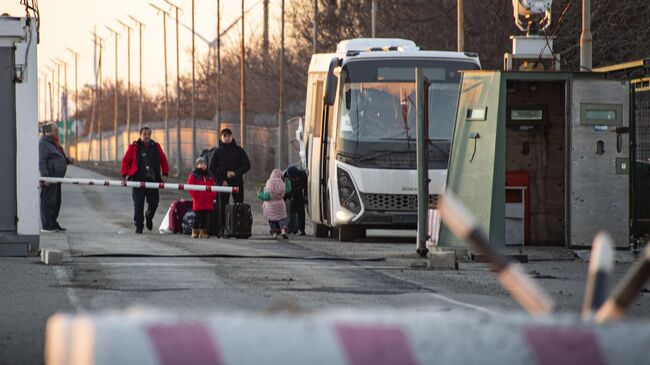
[
  {"xmin": 580, "ymin": 103, "xmax": 622, "ymax": 126},
  {"xmin": 507, "ymin": 105, "xmax": 548, "ymax": 126}
]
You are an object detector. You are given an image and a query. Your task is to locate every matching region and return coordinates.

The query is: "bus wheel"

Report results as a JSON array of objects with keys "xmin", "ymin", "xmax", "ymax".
[
  {"xmin": 315, "ymin": 223, "xmax": 330, "ymax": 238},
  {"xmin": 338, "ymin": 225, "xmax": 356, "ymax": 242}
]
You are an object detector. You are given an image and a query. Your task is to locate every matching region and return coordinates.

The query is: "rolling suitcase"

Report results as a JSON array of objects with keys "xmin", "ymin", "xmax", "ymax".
[
  {"xmin": 169, "ymin": 199, "xmax": 193, "ymax": 234},
  {"xmin": 224, "ymin": 203, "xmax": 253, "ymax": 239}
]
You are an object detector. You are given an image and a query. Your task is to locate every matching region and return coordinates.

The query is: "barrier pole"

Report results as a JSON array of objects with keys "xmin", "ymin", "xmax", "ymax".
[{"xmin": 39, "ymin": 177, "xmax": 238, "ymax": 193}]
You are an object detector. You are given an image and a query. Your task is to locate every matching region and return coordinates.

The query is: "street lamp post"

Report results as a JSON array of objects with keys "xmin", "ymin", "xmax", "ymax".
[
  {"xmin": 117, "ymin": 20, "xmax": 133, "ymax": 145},
  {"xmin": 150, "ymin": 3, "xmax": 171, "ymax": 158},
  {"xmin": 128, "ymin": 15, "xmax": 145, "ymax": 134},
  {"xmin": 66, "ymin": 48, "xmax": 80, "ymax": 161},
  {"xmin": 106, "ymin": 26, "xmax": 120, "ymax": 162},
  {"xmin": 165, "ymin": 0, "xmax": 183, "ymax": 175}
]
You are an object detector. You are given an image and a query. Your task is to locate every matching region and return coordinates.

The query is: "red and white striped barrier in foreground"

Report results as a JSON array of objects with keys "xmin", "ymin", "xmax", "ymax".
[
  {"xmin": 45, "ymin": 308, "xmax": 650, "ymax": 365},
  {"xmin": 39, "ymin": 177, "xmax": 239, "ymax": 193}
]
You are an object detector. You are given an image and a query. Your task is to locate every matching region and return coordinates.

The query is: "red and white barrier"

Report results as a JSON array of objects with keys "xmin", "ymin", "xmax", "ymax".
[
  {"xmin": 39, "ymin": 177, "xmax": 239, "ymax": 193},
  {"xmin": 45, "ymin": 307, "xmax": 650, "ymax": 365}
]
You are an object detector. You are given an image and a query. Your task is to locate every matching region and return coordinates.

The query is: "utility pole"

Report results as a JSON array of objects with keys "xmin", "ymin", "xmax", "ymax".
[
  {"xmin": 52, "ymin": 60, "xmax": 60, "ymax": 122},
  {"xmin": 191, "ymin": 0, "xmax": 196, "ymax": 159},
  {"xmin": 67, "ymin": 48, "xmax": 80, "ymax": 161},
  {"xmin": 415, "ymin": 67, "xmax": 429, "ymax": 258},
  {"xmin": 313, "ymin": 0, "xmax": 318, "ymax": 54},
  {"xmin": 150, "ymin": 3, "xmax": 171, "ymax": 158},
  {"xmin": 277, "ymin": 0, "xmax": 286, "ymax": 168},
  {"xmin": 262, "ymin": 0, "xmax": 269, "ymax": 57},
  {"xmin": 98, "ymin": 37, "xmax": 104, "ymax": 162},
  {"xmin": 118, "ymin": 20, "xmax": 133, "ymax": 144},
  {"xmin": 580, "ymin": 0, "xmax": 592, "ymax": 71},
  {"xmin": 106, "ymin": 26, "xmax": 120, "ymax": 162},
  {"xmin": 371, "ymin": 0, "xmax": 376, "ymax": 38},
  {"xmin": 56, "ymin": 57, "xmax": 69, "ymax": 155},
  {"xmin": 88, "ymin": 33, "xmax": 103, "ymax": 161},
  {"xmin": 215, "ymin": 0, "xmax": 221, "ymax": 136},
  {"xmin": 49, "ymin": 67, "xmax": 55, "ymax": 122},
  {"xmin": 165, "ymin": 0, "xmax": 183, "ymax": 176},
  {"xmin": 457, "ymin": 0, "xmax": 464, "ymax": 52},
  {"xmin": 240, "ymin": 0, "xmax": 246, "ymax": 148},
  {"xmin": 129, "ymin": 15, "xmax": 145, "ymax": 133}
]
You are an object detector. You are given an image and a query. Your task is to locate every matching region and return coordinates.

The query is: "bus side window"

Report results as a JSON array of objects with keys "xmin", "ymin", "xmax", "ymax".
[{"xmin": 312, "ymin": 80, "xmax": 324, "ymax": 138}]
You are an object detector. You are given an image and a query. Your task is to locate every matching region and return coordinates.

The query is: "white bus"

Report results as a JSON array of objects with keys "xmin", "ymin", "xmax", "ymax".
[{"xmin": 298, "ymin": 38, "xmax": 480, "ymax": 241}]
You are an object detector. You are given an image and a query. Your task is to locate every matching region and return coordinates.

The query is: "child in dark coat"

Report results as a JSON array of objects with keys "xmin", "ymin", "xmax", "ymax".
[{"xmin": 187, "ymin": 157, "xmax": 217, "ymax": 238}]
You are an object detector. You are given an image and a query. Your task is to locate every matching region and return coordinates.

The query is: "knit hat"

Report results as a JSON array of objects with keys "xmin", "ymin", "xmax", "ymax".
[
  {"xmin": 195, "ymin": 157, "xmax": 207, "ymax": 165},
  {"xmin": 220, "ymin": 128, "xmax": 233, "ymax": 136}
]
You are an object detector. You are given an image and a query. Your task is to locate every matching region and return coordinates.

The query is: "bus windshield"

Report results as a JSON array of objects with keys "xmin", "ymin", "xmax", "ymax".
[{"xmin": 336, "ymin": 59, "xmax": 479, "ymax": 169}]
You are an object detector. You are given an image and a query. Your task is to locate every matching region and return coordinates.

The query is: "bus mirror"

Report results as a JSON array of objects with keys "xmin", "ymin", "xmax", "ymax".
[
  {"xmin": 345, "ymin": 89, "xmax": 351, "ymax": 110},
  {"xmin": 324, "ymin": 57, "xmax": 339, "ymax": 106}
]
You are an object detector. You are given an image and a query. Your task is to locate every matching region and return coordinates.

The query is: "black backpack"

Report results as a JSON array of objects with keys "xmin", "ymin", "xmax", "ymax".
[
  {"xmin": 181, "ymin": 211, "xmax": 196, "ymax": 235},
  {"xmin": 200, "ymin": 148, "xmax": 216, "ymax": 177}
]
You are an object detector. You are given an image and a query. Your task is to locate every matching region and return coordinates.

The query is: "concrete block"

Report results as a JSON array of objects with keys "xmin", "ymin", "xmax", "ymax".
[
  {"xmin": 428, "ymin": 250, "xmax": 458, "ymax": 270},
  {"xmin": 41, "ymin": 249, "xmax": 63, "ymax": 265}
]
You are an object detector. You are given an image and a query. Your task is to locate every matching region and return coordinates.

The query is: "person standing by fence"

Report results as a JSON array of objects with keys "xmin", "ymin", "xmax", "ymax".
[{"xmin": 121, "ymin": 127, "xmax": 169, "ymax": 234}]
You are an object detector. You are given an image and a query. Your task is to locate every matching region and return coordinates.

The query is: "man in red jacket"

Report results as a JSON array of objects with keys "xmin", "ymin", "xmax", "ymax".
[{"xmin": 121, "ymin": 127, "xmax": 169, "ymax": 234}]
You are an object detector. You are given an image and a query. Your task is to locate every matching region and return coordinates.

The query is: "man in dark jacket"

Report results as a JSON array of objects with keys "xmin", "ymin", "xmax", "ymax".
[
  {"xmin": 39, "ymin": 122, "xmax": 69, "ymax": 232},
  {"xmin": 209, "ymin": 128, "xmax": 251, "ymax": 237},
  {"xmin": 121, "ymin": 127, "xmax": 169, "ymax": 234},
  {"xmin": 283, "ymin": 165, "xmax": 308, "ymax": 235}
]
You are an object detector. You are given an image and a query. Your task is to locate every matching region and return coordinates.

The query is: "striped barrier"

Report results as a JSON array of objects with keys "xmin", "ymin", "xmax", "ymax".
[
  {"xmin": 45, "ymin": 307, "xmax": 650, "ymax": 365},
  {"xmin": 39, "ymin": 177, "xmax": 238, "ymax": 193}
]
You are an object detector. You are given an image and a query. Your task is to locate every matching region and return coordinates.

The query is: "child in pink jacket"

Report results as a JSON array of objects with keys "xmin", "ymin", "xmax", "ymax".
[{"xmin": 257, "ymin": 169, "xmax": 292, "ymax": 239}]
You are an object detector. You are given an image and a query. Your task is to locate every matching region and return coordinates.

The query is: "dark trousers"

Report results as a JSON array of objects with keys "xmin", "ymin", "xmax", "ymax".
[
  {"xmin": 218, "ymin": 187, "xmax": 244, "ymax": 232},
  {"xmin": 286, "ymin": 198, "xmax": 306, "ymax": 233},
  {"xmin": 40, "ymin": 183, "xmax": 61, "ymax": 229},
  {"xmin": 132, "ymin": 188, "xmax": 159, "ymax": 228},
  {"xmin": 193, "ymin": 210, "xmax": 209, "ymax": 230}
]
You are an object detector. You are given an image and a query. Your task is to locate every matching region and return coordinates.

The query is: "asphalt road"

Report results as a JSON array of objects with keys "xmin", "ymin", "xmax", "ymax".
[{"xmin": 2, "ymin": 164, "xmax": 650, "ymax": 364}]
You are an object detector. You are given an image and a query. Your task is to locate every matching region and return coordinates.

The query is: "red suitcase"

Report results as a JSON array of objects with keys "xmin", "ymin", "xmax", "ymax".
[{"xmin": 169, "ymin": 199, "xmax": 193, "ymax": 234}]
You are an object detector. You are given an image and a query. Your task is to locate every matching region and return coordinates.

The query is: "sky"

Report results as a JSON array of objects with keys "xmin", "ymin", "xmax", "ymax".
[{"xmin": 1, "ymin": 0, "xmax": 287, "ymax": 113}]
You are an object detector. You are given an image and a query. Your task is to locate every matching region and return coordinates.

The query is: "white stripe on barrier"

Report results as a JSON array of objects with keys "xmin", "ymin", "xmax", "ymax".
[{"xmin": 39, "ymin": 177, "xmax": 238, "ymax": 193}]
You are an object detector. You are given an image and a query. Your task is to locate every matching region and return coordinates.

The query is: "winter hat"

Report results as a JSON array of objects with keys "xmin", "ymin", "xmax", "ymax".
[
  {"xmin": 195, "ymin": 157, "xmax": 207, "ymax": 165},
  {"xmin": 220, "ymin": 128, "xmax": 233, "ymax": 136}
]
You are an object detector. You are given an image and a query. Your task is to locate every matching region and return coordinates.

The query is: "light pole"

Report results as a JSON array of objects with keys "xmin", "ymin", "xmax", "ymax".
[
  {"xmin": 55, "ymin": 57, "xmax": 69, "ymax": 155},
  {"xmin": 277, "ymin": 0, "xmax": 286, "ymax": 168},
  {"xmin": 66, "ymin": 48, "xmax": 80, "ymax": 161},
  {"xmin": 240, "ymin": 0, "xmax": 246, "ymax": 148},
  {"xmin": 117, "ymin": 20, "xmax": 133, "ymax": 144},
  {"xmin": 150, "ymin": 3, "xmax": 171, "ymax": 158},
  {"xmin": 191, "ymin": 0, "xmax": 196, "ymax": 159},
  {"xmin": 106, "ymin": 26, "xmax": 120, "ymax": 162},
  {"xmin": 164, "ymin": 0, "xmax": 183, "ymax": 176},
  {"xmin": 371, "ymin": 0, "xmax": 376, "ymax": 38},
  {"xmin": 128, "ymin": 15, "xmax": 145, "ymax": 133},
  {"xmin": 457, "ymin": 0, "xmax": 464, "ymax": 52},
  {"xmin": 313, "ymin": 0, "xmax": 317, "ymax": 54},
  {"xmin": 215, "ymin": 0, "xmax": 221, "ymax": 135}
]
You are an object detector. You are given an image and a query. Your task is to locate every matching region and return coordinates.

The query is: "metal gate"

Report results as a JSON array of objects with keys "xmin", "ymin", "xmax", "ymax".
[{"xmin": 631, "ymin": 77, "xmax": 650, "ymax": 244}]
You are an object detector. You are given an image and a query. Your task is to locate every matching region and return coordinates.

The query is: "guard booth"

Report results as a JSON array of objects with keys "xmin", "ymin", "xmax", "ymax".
[
  {"xmin": 0, "ymin": 16, "xmax": 41, "ymax": 256},
  {"xmin": 440, "ymin": 71, "xmax": 630, "ymax": 249}
]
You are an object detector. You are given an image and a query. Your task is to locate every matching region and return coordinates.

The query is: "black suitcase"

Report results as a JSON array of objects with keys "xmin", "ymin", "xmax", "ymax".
[
  {"xmin": 224, "ymin": 203, "xmax": 253, "ymax": 239},
  {"xmin": 207, "ymin": 201, "xmax": 220, "ymax": 236}
]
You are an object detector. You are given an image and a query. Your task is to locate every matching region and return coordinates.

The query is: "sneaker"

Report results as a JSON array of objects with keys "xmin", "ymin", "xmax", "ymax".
[
  {"xmin": 55, "ymin": 223, "xmax": 66, "ymax": 232},
  {"xmin": 41, "ymin": 227, "xmax": 57, "ymax": 233},
  {"xmin": 299, "ymin": 231, "xmax": 306, "ymax": 236},
  {"xmin": 272, "ymin": 233, "xmax": 278, "ymax": 239},
  {"xmin": 146, "ymin": 217, "xmax": 153, "ymax": 231},
  {"xmin": 135, "ymin": 227, "xmax": 143, "ymax": 234},
  {"xmin": 281, "ymin": 228, "xmax": 289, "ymax": 240}
]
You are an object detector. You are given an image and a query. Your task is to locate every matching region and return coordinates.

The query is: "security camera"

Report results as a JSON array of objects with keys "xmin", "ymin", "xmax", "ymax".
[{"xmin": 512, "ymin": 0, "xmax": 553, "ymax": 34}]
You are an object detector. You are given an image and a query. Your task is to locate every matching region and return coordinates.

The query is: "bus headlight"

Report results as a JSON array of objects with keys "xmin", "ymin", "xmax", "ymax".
[{"xmin": 337, "ymin": 168, "xmax": 361, "ymax": 214}]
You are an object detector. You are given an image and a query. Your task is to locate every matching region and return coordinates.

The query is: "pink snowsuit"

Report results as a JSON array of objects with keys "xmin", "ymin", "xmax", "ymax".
[{"xmin": 262, "ymin": 169, "xmax": 287, "ymax": 221}]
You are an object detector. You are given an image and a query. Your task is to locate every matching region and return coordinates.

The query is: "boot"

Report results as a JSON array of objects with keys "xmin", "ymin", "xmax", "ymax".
[
  {"xmin": 191, "ymin": 229, "xmax": 199, "ymax": 238},
  {"xmin": 199, "ymin": 229, "xmax": 209, "ymax": 239}
]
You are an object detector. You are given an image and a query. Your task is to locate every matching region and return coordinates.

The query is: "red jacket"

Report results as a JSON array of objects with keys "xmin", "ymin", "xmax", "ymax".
[
  {"xmin": 121, "ymin": 140, "xmax": 169, "ymax": 179},
  {"xmin": 187, "ymin": 171, "xmax": 217, "ymax": 211}
]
